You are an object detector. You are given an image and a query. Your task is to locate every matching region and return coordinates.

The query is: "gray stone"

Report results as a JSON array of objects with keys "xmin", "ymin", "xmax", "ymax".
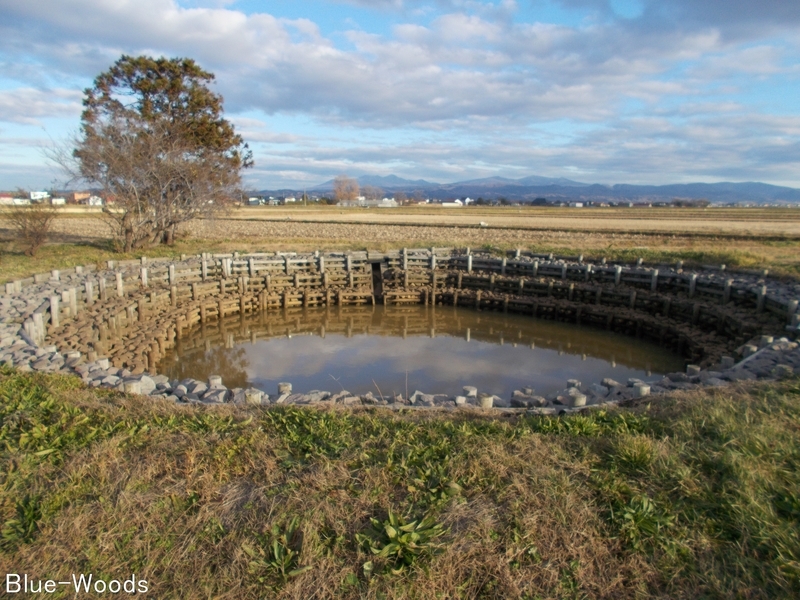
[
  {"xmin": 188, "ymin": 381, "xmax": 208, "ymax": 395},
  {"xmin": 305, "ymin": 390, "xmax": 331, "ymax": 403},
  {"xmin": 463, "ymin": 386, "xmax": 478, "ymax": 398},
  {"xmin": 570, "ymin": 393, "xmax": 587, "ymax": 407},
  {"xmin": 667, "ymin": 372, "xmax": 689, "ymax": 382},
  {"xmin": 601, "ymin": 378, "xmax": 622, "ymax": 388},
  {"xmin": 136, "ymin": 375, "xmax": 156, "ymax": 395},
  {"xmin": 720, "ymin": 356, "xmax": 735, "ymax": 369},
  {"xmin": 202, "ymin": 389, "xmax": 228, "ymax": 403},
  {"xmin": 772, "ymin": 364, "xmax": 794, "ymax": 379},
  {"xmin": 686, "ymin": 365, "xmax": 701, "ymax": 376},
  {"xmin": 123, "ymin": 380, "xmax": 141, "ymax": 394},
  {"xmin": 278, "ymin": 382, "xmax": 292, "ymax": 394},
  {"xmin": 208, "ymin": 375, "xmax": 223, "ymax": 387},
  {"xmin": 173, "ymin": 384, "xmax": 187, "ymax": 398},
  {"xmin": 454, "ymin": 395, "xmax": 467, "ymax": 405},
  {"xmin": 567, "ymin": 379, "xmax": 581, "ymax": 389},
  {"xmin": 589, "ymin": 383, "xmax": 609, "ymax": 397},
  {"xmin": 244, "ymin": 388, "xmax": 263, "ymax": 405},
  {"xmin": 633, "ymin": 383, "xmax": 650, "ymax": 398},
  {"xmin": 478, "ymin": 393, "xmax": 494, "ymax": 409}
]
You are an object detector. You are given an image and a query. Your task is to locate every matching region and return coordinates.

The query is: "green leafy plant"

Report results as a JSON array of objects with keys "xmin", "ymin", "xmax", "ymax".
[
  {"xmin": 1, "ymin": 495, "xmax": 42, "ymax": 549},
  {"xmin": 243, "ymin": 516, "xmax": 311, "ymax": 586},
  {"xmin": 356, "ymin": 509, "xmax": 447, "ymax": 574},
  {"xmin": 616, "ymin": 495, "xmax": 675, "ymax": 551}
]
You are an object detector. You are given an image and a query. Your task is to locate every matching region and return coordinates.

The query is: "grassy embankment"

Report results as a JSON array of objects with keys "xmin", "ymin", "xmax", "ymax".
[{"xmin": 1, "ymin": 369, "xmax": 799, "ymax": 598}]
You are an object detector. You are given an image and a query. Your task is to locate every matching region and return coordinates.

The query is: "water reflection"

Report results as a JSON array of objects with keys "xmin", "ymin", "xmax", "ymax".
[{"xmin": 160, "ymin": 305, "xmax": 685, "ymax": 398}]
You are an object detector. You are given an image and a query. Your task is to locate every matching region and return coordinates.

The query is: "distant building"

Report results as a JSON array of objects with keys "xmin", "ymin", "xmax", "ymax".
[
  {"xmin": 70, "ymin": 192, "xmax": 91, "ymax": 203},
  {"xmin": 568, "ymin": 202, "xmax": 583, "ymax": 208},
  {"xmin": 284, "ymin": 197, "xmax": 296, "ymax": 203},
  {"xmin": 30, "ymin": 191, "xmax": 50, "ymax": 201},
  {"xmin": 87, "ymin": 195, "xmax": 103, "ymax": 206},
  {"xmin": 442, "ymin": 199, "xmax": 463, "ymax": 207},
  {"xmin": 50, "ymin": 197, "xmax": 66, "ymax": 205}
]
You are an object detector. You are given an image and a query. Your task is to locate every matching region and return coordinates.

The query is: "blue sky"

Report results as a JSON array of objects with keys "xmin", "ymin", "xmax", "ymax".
[{"xmin": 0, "ymin": 0, "xmax": 799, "ymax": 190}]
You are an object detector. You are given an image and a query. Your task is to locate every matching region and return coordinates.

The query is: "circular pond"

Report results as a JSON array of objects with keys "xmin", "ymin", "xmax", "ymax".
[{"xmin": 160, "ymin": 304, "xmax": 684, "ymax": 399}]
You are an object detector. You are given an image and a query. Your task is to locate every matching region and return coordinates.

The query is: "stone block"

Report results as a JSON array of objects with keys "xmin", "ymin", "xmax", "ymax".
[
  {"xmin": 567, "ymin": 392, "xmax": 585, "ymax": 407},
  {"xmin": 686, "ymin": 365, "xmax": 701, "ymax": 376},
  {"xmin": 633, "ymin": 384, "xmax": 650, "ymax": 398},
  {"xmin": 479, "ymin": 393, "xmax": 494, "ymax": 408},
  {"xmin": 244, "ymin": 388, "xmax": 263, "ymax": 405},
  {"xmin": 463, "ymin": 386, "xmax": 478, "ymax": 398},
  {"xmin": 278, "ymin": 382, "xmax": 292, "ymax": 394}
]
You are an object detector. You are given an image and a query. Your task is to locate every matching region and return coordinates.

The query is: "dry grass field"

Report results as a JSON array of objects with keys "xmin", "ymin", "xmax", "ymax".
[{"xmin": 3, "ymin": 205, "xmax": 800, "ymax": 282}]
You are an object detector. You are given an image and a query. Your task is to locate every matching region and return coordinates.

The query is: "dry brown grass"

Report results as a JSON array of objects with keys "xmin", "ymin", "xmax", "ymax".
[{"xmin": 2, "ymin": 369, "xmax": 800, "ymax": 598}]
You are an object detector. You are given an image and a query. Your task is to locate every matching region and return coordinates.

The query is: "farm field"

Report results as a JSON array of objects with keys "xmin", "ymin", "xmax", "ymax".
[
  {"xmin": 3, "ymin": 206, "xmax": 800, "ymax": 282},
  {"xmin": 227, "ymin": 205, "xmax": 800, "ymax": 236}
]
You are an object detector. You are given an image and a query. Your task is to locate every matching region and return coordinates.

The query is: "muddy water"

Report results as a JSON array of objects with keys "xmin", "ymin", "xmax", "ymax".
[{"xmin": 160, "ymin": 305, "xmax": 685, "ymax": 399}]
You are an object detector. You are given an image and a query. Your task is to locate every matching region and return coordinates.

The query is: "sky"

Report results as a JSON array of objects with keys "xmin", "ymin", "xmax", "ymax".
[{"xmin": 1, "ymin": 0, "xmax": 799, "ymax": 190}]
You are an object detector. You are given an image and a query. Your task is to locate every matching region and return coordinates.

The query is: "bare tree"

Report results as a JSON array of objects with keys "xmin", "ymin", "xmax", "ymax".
[
  {"xmin": 333, "ymin": 175, "xmax": 359, "ymax": 203},
  {"xmin": 395, "ymin": 191, "xmax": 407, "ymax": 205},
  {"xmin": 362, "ymin": 185, "xmax": 383, "ymax": 201},
  {"xmin": 6, "ymin": 202, "xmax": 58, "ymax": 256}
]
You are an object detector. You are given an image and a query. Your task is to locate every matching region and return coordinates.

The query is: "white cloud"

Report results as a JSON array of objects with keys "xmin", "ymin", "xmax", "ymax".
[
  {"xmin": 0, "ymin": 88, "xmax": 82, "ymax": 125},
  {"xmin": 0, "ymin": 0, "xmax": 798, "ymax": 187}
]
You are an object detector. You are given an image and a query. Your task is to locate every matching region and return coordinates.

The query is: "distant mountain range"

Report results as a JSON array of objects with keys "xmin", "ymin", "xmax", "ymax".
[{"xmin": 279, "ymin": 175, "xmax": 800, "ymax": 204}]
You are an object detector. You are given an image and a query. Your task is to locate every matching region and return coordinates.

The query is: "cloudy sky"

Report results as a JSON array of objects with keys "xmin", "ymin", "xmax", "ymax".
[{"xmin": 1, "ymin": 0, "xmax": 799, "ymax": 190}]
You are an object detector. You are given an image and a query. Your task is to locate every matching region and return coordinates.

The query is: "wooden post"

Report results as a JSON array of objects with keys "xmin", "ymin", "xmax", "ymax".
[
  {"xmin": 99, "ymin": 277, "xmax": 107, "ymax": 301},
  {"xmin": 85, "ymin": 280, "xmax": 94, "ymax": 305},
  {"xmin": 723, "ymin": 279, "xmax": 733, "ymax": 304},
  {"xmin": 49, "ymin": 296, "xmax": 60, "ymax": 328},
  {"xmin": 169, "ymin": 264, "xmax": 176, "ymax": 286},
  {"xmin": 688, "ymin": 274, "xmax": 697, "ymax": 298},
  {"xmin": 756, "ymin": 285, "xmax": 766, "ymax": 313},
  {"xmin": 650, "ymin": 269, "xmax": 658, "ymax": 291},
  {"xmin": 116, "ymin": 272, "xmax": 124, "ymax": 297}
]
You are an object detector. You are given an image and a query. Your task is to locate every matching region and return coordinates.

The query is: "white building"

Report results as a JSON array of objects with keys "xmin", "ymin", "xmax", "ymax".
[
  {"xmin": 30, "ymin": 191, "xmax": 50, "ymax": 201},
  {"xmin": 50, "ymin": 197, "xmax": 66, "ymax": 205},
  {"xmin": 442, "ymin": 199, "xmax": 464, "ymax": 207},
  {"xmin": 87, "ymin": 196, "xmax": 103, "ymax": 206}
]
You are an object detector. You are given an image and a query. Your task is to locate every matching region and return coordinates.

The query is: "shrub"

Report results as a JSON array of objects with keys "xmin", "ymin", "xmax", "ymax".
[{"xmin": 6, "ymin": 203, "xmax": 58, "ymax": 256}]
